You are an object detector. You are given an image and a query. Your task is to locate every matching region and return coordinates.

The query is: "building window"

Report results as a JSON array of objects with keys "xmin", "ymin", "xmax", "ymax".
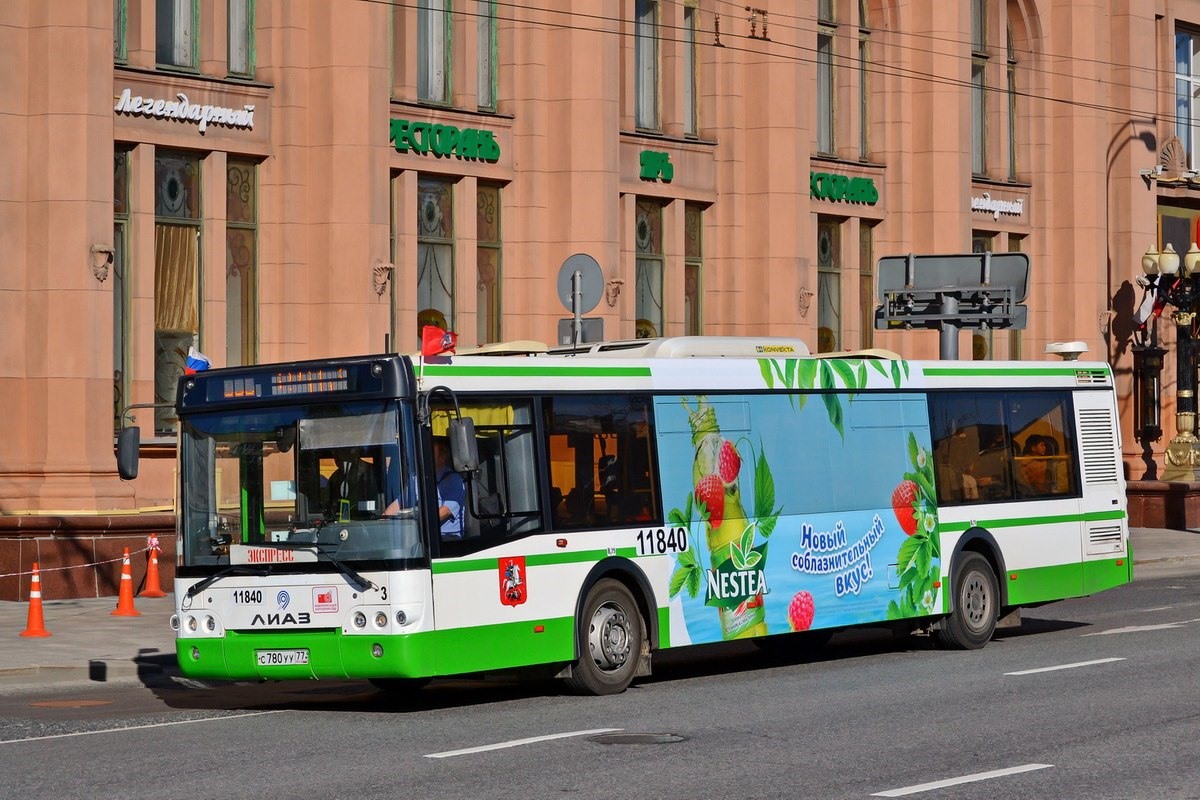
[
  {"xmin": 972, "ymin": 231, "xmax": 995, "ymax": 254},
  {"xmin": 417, "ymin": 176, "xmax": 455, "ymax": 344},
  {"xmin": 157, "ymin": 0, "xmax": 198, "ymax": 69},
  {"xmin": 228, "ymin": 0, "xmax": 254, "ymax": 77},
  {"xmin": 418, "ymin": 0, "xmax": 451, "ymax": 104},
  {"xmin": 684, "ymin": 202, "xmax": 703, "ymax": 335},
  {"xmin": 226, "ymin": 158, "xmax": 258, "ymax": 367},
  {"xmin": 635, "ymin": 199, "xmax": 664, "ymax": 338},
  {"xmin": 114, "ymin": 150, "xmax": 131, "ymax": 431},
  {"xmin": 1176, "ymin": 29, "xmax": 1200, "ymax": 169},
  {"xmin": 858, "ymin": 222, "xmax": 874, "ymax": 349},
  {"xmin": 683, "ymin": 2, "xmax": 698, "ymax": 136},
  {"xmin": 858, "ymin": 3, "xmax": 870, "ymax": 159},
  {"xmin": 154, "ymin": 150, "xmax": 202, "ymax": 434},
  {"xmin": 635, "ymin": 0, "xmax": 659, "ymax": 131},
  {"xmin": 477, "ymin": 182, "xmax": 502, "ymax": 343},
  {"xmin": 971, "ymin": 231, "xmax": 994, "ymax": 360},
  {"xmin": 817, "ymin": 8, "xmax": 835, "ymax": 155},
  {"xmin": 114, "ymin": 0, "xmax": 127, "ymax": 62},
  {"xmin": 817, "ymin": 216, "xmax": 841, "ymax": 353},
  {"xmin": 971, "ymin": 0, "xmax": 987, "ymax": 175},
  {"xmin": 1008, "ymin": 234, "xmax": 1023, "ymax": 358},
  {"xmin": 478, "ymin": 0, "xmax": 496, "ymax": 111}
]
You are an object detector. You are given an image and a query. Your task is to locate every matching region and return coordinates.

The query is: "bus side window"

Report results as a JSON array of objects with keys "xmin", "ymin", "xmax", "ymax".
[
  {"xmin": 928, "ymin": 395, "xmax": 1012, "ymax": 504},
  {"xmin": 544, "ymin": 395, "xmax": 659, "ymax": 530}
]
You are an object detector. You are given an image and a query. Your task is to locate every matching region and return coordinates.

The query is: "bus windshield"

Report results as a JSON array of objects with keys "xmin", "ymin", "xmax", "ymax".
[{"xmin": 178, "ymin": 400, "xmax": 424, "ymax": 567}]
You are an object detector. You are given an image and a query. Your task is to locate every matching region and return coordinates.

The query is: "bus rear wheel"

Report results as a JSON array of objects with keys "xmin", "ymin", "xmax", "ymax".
[
  {"xmin": 937, "ymin": 551, "xmax": 998, "ymax": 650},
  {"xmin": 564, "ymin": 579, "xmax": 644, "ymax": 696}
]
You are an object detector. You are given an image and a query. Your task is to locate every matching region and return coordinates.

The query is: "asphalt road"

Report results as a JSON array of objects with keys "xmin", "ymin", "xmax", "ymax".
[{"xmin": 0, "ymin": 572, "xmax": 1197, "ymax": 800}]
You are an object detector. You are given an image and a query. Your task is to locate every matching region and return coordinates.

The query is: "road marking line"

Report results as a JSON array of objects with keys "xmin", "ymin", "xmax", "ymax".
[
  {"xmin": 872, "ymin": 763, "xmax": 1053, "ymax": 797},
  {"xmin": 1083, "ymin": 623, "xmax": 1185, "ymax": 636},
  {"xmin": 0, "ymin": 709, "xmax": 285, "ymax": 745},
  {"xmin": 425, "ymin": 727, "xmax": 622, "ymax": 759},
  {"xmin": 1005, "ymin": 657, "xmax": 1124, "ymax": 675}
]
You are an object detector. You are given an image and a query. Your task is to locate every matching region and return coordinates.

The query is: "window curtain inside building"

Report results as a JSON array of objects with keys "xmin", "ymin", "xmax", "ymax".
[{"xmin": 154, "ymin": 223, "xmax": 199, "ymax": 433}]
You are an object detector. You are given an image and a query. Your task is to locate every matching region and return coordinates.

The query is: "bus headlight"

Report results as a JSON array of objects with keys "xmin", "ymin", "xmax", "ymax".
[
  {"xmin": 395, "ymin": 610, "xmax": 407, "ymax": 626},
  {"xmin": 352, "ymin": 611, "xmax": 367, "ymax": 629},
  {"xmin": 186, "ymin": 615, "xmax": 198, "ymax": 632},
  {"xmin": 374, "ymin": 612, "xmax": 388, "ymax": 629},
  {"xmin": 204, "ymin": 615, "xmax": 217, "ymax": 632},
  {"xmin": 170, "ymin": 614, "xmax": 180, "ymax": 631}
]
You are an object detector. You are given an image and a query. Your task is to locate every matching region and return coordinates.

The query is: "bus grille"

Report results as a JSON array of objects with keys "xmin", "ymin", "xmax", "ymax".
[
  {"xmin": 1086, "ymin": 525, "xmax": 1125, "ymax": 555},
  {"xmin": 1078, "ymin": 409, "xmax": 1119, "ymax": 484},
  {"xmin": 1074, "ymin": 369, "xmax": 1110, "ymax": 385}
]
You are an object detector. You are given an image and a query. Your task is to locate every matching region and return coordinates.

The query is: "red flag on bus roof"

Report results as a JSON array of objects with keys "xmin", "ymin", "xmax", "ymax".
[{"xmin": 421, "ymin": 325, "xmax": 458, "ymax": 357}]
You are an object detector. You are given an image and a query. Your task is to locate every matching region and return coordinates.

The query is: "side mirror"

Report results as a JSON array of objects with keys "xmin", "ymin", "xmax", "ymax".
[
  {"xmin": 116, "ymin": 426, "xmax": 141, "ymax": 480},
  {"xmin": 448, "ymin": 417, "xmax": 478, "ymax": 473}
]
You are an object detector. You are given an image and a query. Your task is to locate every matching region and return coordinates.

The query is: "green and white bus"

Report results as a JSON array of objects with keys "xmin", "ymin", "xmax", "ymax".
[{"xmin": 118, "ymin": 336, "xmax": 1132, "ymax": 695}]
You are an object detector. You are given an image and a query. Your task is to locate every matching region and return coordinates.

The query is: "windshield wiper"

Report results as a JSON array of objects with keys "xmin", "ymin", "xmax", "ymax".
[
  {"xmin": 185, "ymin": 565, "xmax": 270, "ymax": 599},
  {"xmin": 267, "ymin": 541, "xmax": 376, "ymax": 593}
]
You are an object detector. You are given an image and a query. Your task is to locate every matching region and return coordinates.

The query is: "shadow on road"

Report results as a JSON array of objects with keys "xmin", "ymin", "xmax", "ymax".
[{"xmin": 133, "ymin": 615, "xmax": 1094, "ymax": 713}]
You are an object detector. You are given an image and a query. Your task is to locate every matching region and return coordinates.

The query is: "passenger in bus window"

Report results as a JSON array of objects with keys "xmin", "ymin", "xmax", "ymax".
[
  {"xmin": 1017, "ymin": 435, "xmax": 1056, "ymax": 497},
  {"xmin": 434, "ymin": 437, "xmax": 465, "ymax": 539}
]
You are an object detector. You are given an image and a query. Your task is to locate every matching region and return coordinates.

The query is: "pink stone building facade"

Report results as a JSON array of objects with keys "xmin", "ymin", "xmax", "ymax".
[{"xmin": 1, "ymin": 0, "xmax": 1197, "ymax": 597}]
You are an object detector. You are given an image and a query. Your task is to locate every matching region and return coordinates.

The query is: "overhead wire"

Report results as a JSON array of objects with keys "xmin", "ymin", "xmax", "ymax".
[{"xmin": 364, "ymin": 0, "xmax": 1177, "ymax": 128}]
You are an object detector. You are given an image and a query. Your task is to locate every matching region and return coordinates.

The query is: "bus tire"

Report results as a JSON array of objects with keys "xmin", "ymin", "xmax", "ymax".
[
  {"xmin": 937, "ymin": 551, "xmax": 998, "ymax": 650},
  {"xmin": 564, "ymin": 579, "xmax": 645, "ymax": 696}
]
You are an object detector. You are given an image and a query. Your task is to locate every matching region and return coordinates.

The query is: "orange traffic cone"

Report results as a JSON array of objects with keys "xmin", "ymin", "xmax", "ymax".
[
  {"xmin": 111, "ymin": 547, "xmax": 141, "ymax": 617},
  {"xmin": 141, "ymin": 539, "xmax": 166, "ymax": 599},
  {"xmin": 20, "ymin": 562, "xmax": 52, "ymax": 637}
]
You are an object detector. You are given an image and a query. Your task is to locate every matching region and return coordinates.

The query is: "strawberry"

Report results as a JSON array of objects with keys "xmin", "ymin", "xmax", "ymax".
[
  {"xmin": 891, "ymin": 480, "xmax": 919, "ymax": 536},
  {"xmin": 717, "ymin": 440, "xmax": 741, "ymax": 484},
  {"xmin": 695, "ymin": 474, "xmax": 725, "ymax": 527}
]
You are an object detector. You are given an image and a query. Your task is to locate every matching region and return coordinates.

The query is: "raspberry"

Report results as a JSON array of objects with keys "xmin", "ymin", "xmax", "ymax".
[
  {"xmin": 891, "ymin": 480, "xmax": 920, "ymax": 536},
  {"xmin": 695, "ymin": 474, "xmax": 725, "ymax": 527},
  {"xmin": 788, "ymin": 591, "xmax": 815, "ymax": 631},
  {"xmin": 718, "ymin": 440, "xmax": 742, "ymax": 484}
]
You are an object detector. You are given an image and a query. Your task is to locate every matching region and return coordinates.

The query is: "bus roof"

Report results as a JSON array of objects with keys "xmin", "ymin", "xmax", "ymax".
[{"xmin": 546, "ymin": 335, "xmax": 811, "ymax": 358}]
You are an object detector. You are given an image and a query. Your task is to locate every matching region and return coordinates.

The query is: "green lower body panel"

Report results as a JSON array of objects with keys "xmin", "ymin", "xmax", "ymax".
[
  {"xmin": 1004, "ymin": 557, "xmax": 1132, "ymax": 607},
  {"xmin": 177, "ymin": 617, "xmax": 577, "ymax": 682}
]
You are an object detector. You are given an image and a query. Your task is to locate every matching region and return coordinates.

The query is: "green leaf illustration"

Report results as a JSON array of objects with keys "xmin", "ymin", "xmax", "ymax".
[
  {"xmin": 830, "ymin": 359, "xmax": 857, "ymax": 391},
  {"xmin": 822, "ymin": 392, "xmax": 845, "ymax": 439},
  {"xmin": 869, "ymin": 360, "xmax": 889, "ymax": 378},
  {"xmin": 669, "ymin": 547, "xmax": 700, "ymax": 598},
  {"xmin": 759, "ymin": 359, "xmax": 776, "ymax": 388},
  {"xmin": 740, "ymin": 525, "xmax": 756, "ymax": 560},
  {"xmin": 797, "ymin": 359, "xmax": 818, "ymax": 389},
  {"xmin": 753, "ymin": 447, "xmax": 779, "ymax": 536}
]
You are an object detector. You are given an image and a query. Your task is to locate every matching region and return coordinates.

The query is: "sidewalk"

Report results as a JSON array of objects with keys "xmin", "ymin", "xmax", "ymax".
[{"xmin": 2, "ymin": 527, "xmax": 1199, "ymax": 692}]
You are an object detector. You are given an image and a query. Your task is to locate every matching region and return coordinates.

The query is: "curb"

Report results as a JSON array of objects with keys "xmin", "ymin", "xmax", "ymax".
[{"xmin": 0, "ymin": 653, "xmax": 178, "ymax": 692}]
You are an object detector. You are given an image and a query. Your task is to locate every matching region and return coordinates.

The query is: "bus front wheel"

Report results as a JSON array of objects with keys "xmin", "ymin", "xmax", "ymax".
[
  {"xmin": 564, "ymin": 579, "xmax": 645, "ymax": 696},
  {"xmin": 937, "ymin": 551, "xmax": 998, "ymax": 650}
]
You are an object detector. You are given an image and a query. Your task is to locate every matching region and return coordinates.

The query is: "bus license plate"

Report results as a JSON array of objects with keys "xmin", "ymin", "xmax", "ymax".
[{"xmin": 256, "ymin": 649, "xmax": 309, "ymax": 666}]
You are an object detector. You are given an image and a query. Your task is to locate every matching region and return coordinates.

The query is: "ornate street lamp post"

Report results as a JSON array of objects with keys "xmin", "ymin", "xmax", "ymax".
[{"xmin": 1141, "ymin": 242, "xmax": 1200, "ymax": 481}]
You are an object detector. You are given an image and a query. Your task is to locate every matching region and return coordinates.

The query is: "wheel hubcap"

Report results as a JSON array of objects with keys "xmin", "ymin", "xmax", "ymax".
[
  {"xmin": 588, "ymin": 604, "xmax": 631, "ymax": 671},
  {"xmin": 963, "ymin": 573, "xmax": 990, "ymax": 631}
]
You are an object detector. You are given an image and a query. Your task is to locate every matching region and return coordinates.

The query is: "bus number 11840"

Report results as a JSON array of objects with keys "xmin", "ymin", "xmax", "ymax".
[{"xmin": 637, "ymin": 527, "xmax": 689, "ymax": 556}]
